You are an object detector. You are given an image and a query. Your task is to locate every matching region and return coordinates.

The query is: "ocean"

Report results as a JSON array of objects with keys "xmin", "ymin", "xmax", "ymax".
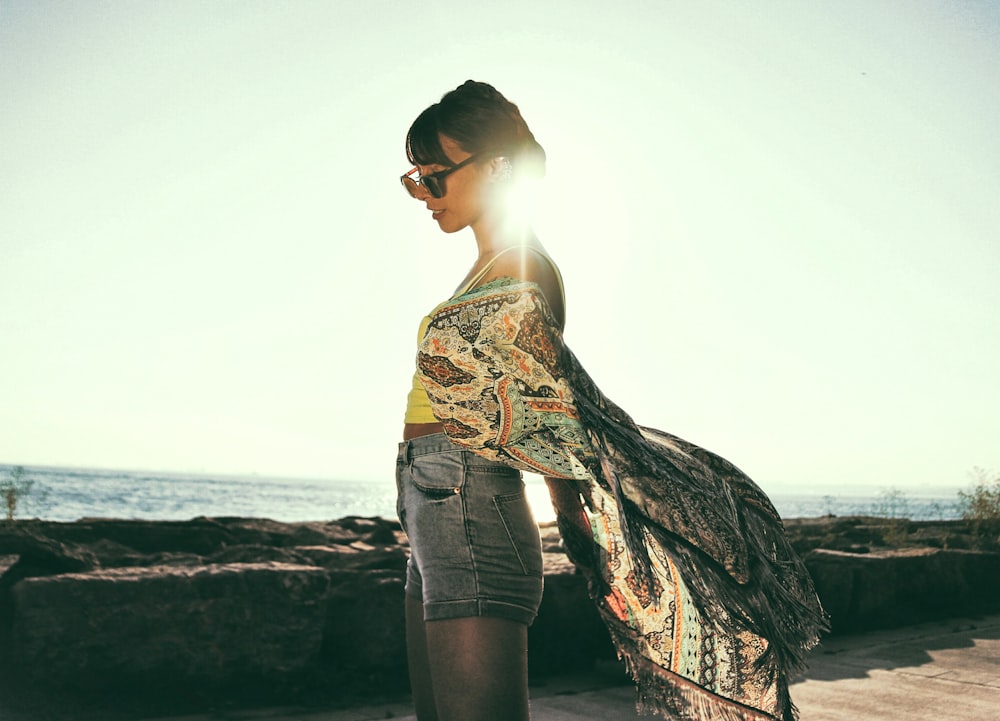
[{"xmin": 1, "ymin": 464, "xmax": 965, "ymax": 524}]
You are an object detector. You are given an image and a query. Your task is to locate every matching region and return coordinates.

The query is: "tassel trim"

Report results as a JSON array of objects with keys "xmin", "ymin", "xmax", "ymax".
[{"xmin": 603, "ymin": 616, "xmax": 796, "ymax": 721}]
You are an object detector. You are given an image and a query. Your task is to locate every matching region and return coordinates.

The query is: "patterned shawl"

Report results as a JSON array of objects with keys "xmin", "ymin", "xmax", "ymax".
[{"xmin": 416, "ymin": 278, "xmax": 828, "ymax": 721}]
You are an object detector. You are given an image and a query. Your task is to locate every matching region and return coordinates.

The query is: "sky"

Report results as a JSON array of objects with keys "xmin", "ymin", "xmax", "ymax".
[{"xmin": 1, "ymin": 1, "xmax": 997, "ymax": 498}]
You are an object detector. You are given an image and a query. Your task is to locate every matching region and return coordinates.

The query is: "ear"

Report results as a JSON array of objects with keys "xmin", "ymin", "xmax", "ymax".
[{"xmin": 487, "ymin": 156, "xmax": 513, "ymax": 183}]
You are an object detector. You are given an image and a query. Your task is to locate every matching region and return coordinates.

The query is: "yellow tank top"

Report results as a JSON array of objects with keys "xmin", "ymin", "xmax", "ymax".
[
  {"xmin": 403, "ymin": 248, "xmax": 564, "ymax": 425},
  {"xmin": 404, "ymin": 313, "xmax": 438, "ymax": 423}
]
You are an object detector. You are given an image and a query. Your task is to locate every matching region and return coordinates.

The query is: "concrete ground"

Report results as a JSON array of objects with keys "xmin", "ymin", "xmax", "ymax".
[{"xmin": 140, "ymin": 614, "xmax": 1000, "ymax": 721}]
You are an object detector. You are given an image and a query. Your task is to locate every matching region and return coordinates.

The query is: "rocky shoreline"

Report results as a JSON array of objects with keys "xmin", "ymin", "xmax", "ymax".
[{"xmin": 1, "ymin": 515, "xmax": 998, "ymax": 719}]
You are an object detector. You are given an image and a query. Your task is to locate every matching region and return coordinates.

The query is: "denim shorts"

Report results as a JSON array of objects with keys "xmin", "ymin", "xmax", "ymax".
[{"xmin": 395, "ymin": 433, "xmax": 544, "ymax": 625}]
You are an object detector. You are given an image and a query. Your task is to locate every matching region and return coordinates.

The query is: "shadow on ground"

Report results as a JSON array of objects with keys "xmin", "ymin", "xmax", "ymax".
[{"xmin": 793, "ymin": 615, "xmax": 1000, "ymax": 684}]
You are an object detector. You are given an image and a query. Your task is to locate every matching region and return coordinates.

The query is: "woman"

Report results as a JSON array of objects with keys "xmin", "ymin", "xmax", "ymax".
[
  {"xmin": 397, "ymin": 81, "xmax": 826, "ymax": 721},
  {"xmin": 397, "ymin": 80, "xmax": 557, "ymax": 721}
]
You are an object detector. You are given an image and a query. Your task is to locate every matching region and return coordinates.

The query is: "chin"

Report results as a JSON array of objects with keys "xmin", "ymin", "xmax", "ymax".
[{"xmin": 436, "ymin": 219, "xmax": 467, "ymax": 234}]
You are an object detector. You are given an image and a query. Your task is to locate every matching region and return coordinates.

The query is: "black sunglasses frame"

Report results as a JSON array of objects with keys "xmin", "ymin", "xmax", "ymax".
[{"xmin": 400, "ymin": 154, "xmax": 481, "ymax": 199}]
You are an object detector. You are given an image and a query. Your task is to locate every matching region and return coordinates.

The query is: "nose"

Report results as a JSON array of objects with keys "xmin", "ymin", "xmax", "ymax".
[{"xmin": 411, "ymin": 181, "xmax": 432, "ymax": 201}]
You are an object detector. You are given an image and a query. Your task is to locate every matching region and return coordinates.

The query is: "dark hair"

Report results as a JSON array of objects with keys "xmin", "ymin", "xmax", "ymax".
[{"xmin": 405, "ymin": 80, "xmax": 546, "ymax": 180}]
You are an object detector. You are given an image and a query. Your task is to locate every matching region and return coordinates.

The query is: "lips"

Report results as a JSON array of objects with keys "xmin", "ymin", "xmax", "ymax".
[{"xmin": 429, "ymin": 207, "xmax": 444, "ymax": 219}]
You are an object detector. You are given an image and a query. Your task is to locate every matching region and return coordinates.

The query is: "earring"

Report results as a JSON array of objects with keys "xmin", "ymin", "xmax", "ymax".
[{"xmin": 497, "ymin": 157, "xmax": 513, "ymax": 182}]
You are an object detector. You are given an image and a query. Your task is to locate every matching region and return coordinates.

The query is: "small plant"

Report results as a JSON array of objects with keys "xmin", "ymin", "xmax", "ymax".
[
  {"xmin": 870, "ymin": 487, "xmax": 910, "ymax": 546},
  {"xmin": 1, "ymin": 465, "xmax": 33, "ymax": 521},
  {"xmin": 870, "ymin": 487, "xmax": 910, "ymax": 519},
  {"xmin": 957, "ymin": 466, "xmax": 1000, "ymax": 550},
  {"xmin": 926, "ymin": 500, "xmax": 950, "ymax": 521}
]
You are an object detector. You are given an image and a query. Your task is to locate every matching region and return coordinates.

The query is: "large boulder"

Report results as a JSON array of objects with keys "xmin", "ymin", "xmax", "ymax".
[
  {"xmin": 10, "ymin": 561, "xmax": 329, "ymax": 690},
  {"xmin": 806, "ymin": 547, "xmax": 1000, "ymax": 633},
  {"xmin": 323, "ymin": 569, "xmax": 408, "ymax": 681},
  {"xmin": 529, "ymin": 572, "xmax": 612, "ymax": 675}
]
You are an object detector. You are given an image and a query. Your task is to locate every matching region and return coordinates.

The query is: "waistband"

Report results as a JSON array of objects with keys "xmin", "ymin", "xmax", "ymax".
[{"xmin": 397, "ymin": 432, "xmax": 460, "ymax": 462}]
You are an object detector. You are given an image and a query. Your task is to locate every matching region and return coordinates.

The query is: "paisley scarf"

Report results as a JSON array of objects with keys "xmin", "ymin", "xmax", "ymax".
[{"xmin": 416, "ymin": 278, "xmax": 827, "ymax": 721}]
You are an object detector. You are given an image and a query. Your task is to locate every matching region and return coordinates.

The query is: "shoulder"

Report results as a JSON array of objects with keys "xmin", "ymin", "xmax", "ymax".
[{"xmin": 484, "ymin": 247, "xmax": 565, "ymax": 328}]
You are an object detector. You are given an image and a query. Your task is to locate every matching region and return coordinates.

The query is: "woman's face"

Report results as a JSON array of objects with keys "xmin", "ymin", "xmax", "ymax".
[{"xmin": 411, "ymin": 135, "xmax": 488, "ymax": 234}]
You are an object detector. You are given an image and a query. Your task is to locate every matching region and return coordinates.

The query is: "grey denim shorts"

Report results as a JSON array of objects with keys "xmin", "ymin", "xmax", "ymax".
[{"xmin": 395, "ymin": 433, "xmax": 544, "ymax": 625}]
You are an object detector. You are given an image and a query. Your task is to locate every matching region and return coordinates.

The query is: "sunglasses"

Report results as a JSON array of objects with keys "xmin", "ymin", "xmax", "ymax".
[{"xmin": 400, "ymin": 154, "xmax": 480, "ymax": 199}]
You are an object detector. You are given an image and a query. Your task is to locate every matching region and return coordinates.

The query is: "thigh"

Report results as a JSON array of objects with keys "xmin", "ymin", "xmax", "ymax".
[{"xmin": 425, "ymin": 616, "xmax": 529, "ymax": 721}]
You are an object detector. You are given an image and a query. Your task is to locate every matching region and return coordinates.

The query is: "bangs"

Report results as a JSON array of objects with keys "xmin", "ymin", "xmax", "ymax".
[{"xmin": 405, "ymin": 106, "xmax": 453, "ymax": 167}]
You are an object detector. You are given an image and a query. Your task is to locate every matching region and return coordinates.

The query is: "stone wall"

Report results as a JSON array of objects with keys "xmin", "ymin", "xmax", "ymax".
[
  {"xmin": 0, "ymin": 516, "xmax": 606, "ymax": 707},
  {"xmin": 805, "ymin": 547, "xmax": 1000, "ymax": 633},
  {"xmin": 1, "ymin": 516, "xmax": 998, "ymax": 709}
]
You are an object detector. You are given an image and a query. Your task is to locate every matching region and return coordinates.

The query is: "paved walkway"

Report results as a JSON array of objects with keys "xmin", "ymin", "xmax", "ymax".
[{"xmin": 141, "ymin": 614, "xmax": 1000, "ymax": 721}]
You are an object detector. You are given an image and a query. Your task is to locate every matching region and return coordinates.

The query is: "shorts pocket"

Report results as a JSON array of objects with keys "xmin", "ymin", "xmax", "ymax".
[
  {"xmin": 493, "ymin": 490, "xmax": 543, "ymax": 577},
  {"xmin": 409, "ymin": 451, "xmax": 465, "ymax": 501}
]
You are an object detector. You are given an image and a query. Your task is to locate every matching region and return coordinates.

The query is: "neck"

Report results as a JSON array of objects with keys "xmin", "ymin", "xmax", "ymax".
[{"xmin": 471, "ymin": 211, "xmax": 536, "ymax": 260}]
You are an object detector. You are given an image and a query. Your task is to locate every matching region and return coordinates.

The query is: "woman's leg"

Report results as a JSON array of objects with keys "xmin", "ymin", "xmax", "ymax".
[
  {"xmin": 406, "ymin": 594, "xmax": 441, "ymax": 721},
  {"xmin": 424, "ymin": 615, "xmax": 529, "ymax": 721}
]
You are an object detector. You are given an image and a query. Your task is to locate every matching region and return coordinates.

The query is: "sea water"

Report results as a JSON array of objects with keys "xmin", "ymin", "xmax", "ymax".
[{"xmin": 0, "ymin": 464, "xmax": 964, "ymax": 524}]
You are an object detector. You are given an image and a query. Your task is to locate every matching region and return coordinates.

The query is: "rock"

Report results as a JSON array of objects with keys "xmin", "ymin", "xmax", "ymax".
[
  {"xmin": 0, "ymin": 517, "xmax": 380, "ymax": 564},
  {"xmin": 323, "ymin": 569, "xmax": 408, "ymax": 680},
  {"xmin": 806, "ymin": 547, "xmax": 1000, "ymax": 633},
  {"xmin": 301, "ymin": 544, "xmax": 408, "ymax": 572},
  {"xmin": 10, "ymin": 562, "xmax": 329, "ymax": 690},
  {"xmin": 0, "ymin": 528, "xmax": 99, "ymax": 607},
  {"xmin": 339, "ymin": 516, "xmax": 402, "ymax": 546},
  {"xmin": 0, "ymin": 554, "xmax": 19, "ymax": 581},
  {"xmin": 33, "ymin": 517, "xmax": 237, "ymax": 555},
  {"xmin": 0, "ymin": 526, "xmax": 99, "ymax": 571},
  {"xmin": 529, "ymin": 573, "xmax": 613, "ymax": 675},
  {"xmin": 1, "ymin": 513, "xmax": 999, "ymax": 714},
  {"xmin": 782, "ymin": 516, "xmax": 987, "ymax": 555},
  {"xmin": 205, "ymin": 543, "xmax": 314, "ymax": 566}
]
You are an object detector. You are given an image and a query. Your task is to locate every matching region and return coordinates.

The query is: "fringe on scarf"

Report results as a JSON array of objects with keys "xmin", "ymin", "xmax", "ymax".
[
  {"xmin": 569, "ymin": 386, "xmax": 829, "ymax": 679},
  {"xmin": 603, "ymin": 616, "xmax": 796, "ymax": 721}
]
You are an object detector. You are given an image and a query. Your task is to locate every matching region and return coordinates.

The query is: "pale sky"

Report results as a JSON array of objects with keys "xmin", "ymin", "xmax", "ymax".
[{"xmin": 1, "ymin": 1, "xmax": 997, "ymax": 496}]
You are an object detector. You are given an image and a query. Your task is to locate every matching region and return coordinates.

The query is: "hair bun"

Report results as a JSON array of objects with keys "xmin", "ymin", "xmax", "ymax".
[{"xmin": 407, "ymin": 81, "xmax": 546, "ymax": 181}]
